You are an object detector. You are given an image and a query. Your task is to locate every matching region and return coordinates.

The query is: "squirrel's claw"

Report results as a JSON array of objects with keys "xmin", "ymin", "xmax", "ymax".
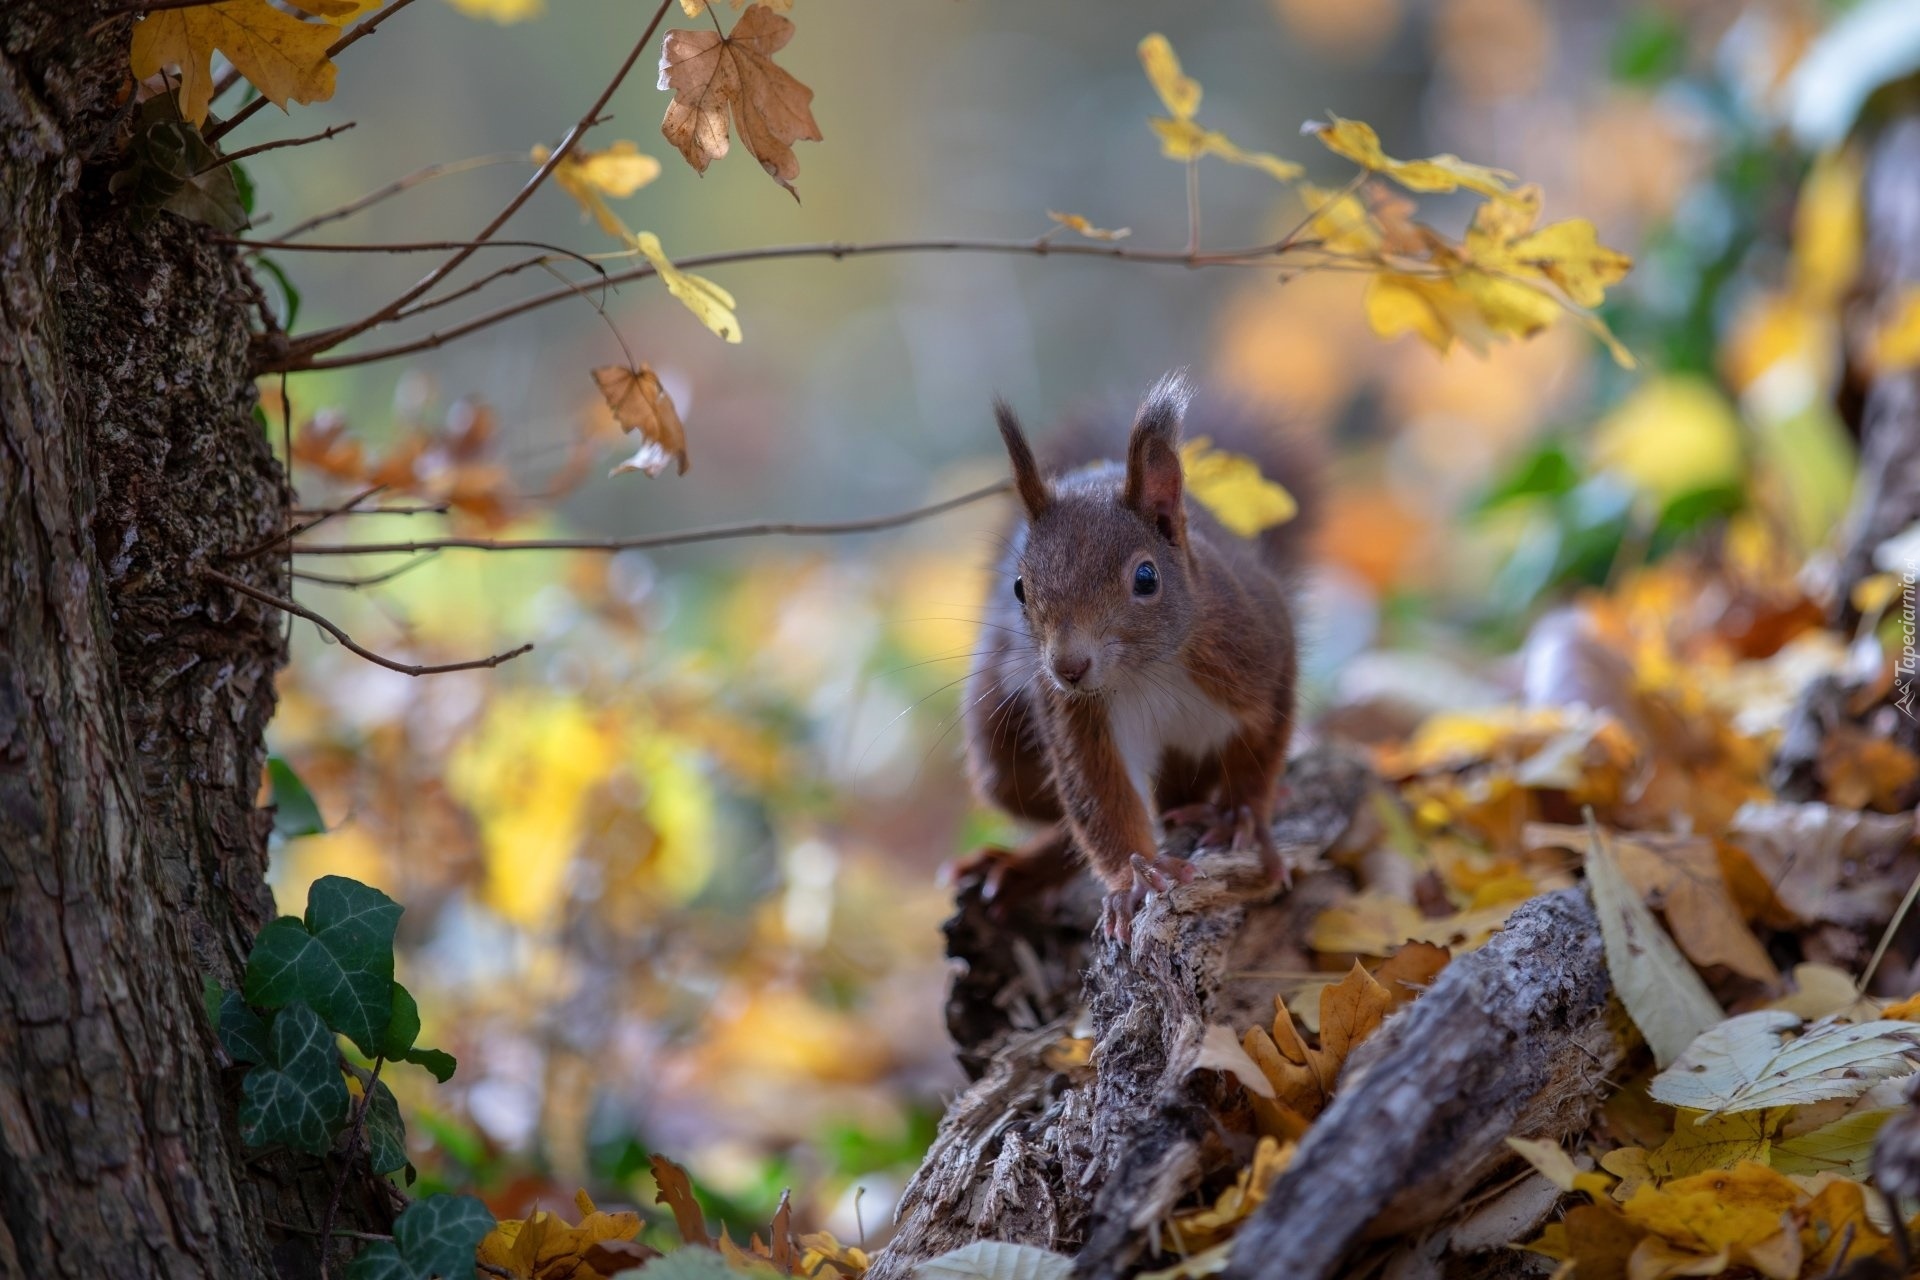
[{"xmin": 1102, "ymin": 852, "xmax": 1199, "ymax": 942}]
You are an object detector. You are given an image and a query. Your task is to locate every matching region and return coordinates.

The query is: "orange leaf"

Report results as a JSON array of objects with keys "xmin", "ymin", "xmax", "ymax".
[
  {"xmin": 658, "ymin": 4, "xmax": 822, "ymax": 198},
  {"xmin": 594, "ymin": 364, "xmax": 689, "ymax": 476}
]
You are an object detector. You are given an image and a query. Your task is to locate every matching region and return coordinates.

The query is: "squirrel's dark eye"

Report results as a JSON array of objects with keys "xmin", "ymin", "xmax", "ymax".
[
  {"xmin": 1133, "ymin": 561, "xmax": 1159, "ymax": 597},
  {"xmin": 1013, "ymin": 576, "xmax": 1026, "ymax": 605}
]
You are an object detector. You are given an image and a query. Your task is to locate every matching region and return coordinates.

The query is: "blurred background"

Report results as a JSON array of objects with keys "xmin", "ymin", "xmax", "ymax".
[{"xmin": 231, "ymin": 0, "xmax": 1897, "ymax": 1247}]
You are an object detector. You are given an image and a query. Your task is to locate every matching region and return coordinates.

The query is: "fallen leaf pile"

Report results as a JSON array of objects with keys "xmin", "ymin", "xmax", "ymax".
[{"xmin": 1113, "ymin": 539, "xmax": 1920, "ymax": 1278}]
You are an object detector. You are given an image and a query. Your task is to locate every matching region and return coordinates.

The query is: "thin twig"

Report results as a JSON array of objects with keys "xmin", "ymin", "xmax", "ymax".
[
  {"xmin": 264, "ymin": 236, "xmax": 1312, "ymax": 373},
  {"xmin": 293, "ymin": 553, "xmax": 442, "ymax": 589},
  {"xmin": 316, "ymin": 1056, "xmax": 385, "ymax": 1280},
  {"xmin": 231, "ymin": 483, "xmax": 387, "ymax": 560},
  {"xmin": 291, "ymin": 503, "xmax": 449, "ymax": 517},
  {"xmin": 1860, "ymin": 857, "xmax": 1920, "ymax": 995},
  {"xmin": 198, "ymin": 122, "xmax": 356, "ymax": 174},
  {"xmin": 266, "ymin": 1219, "xmax": 393, "ymax": 1244},
  {"xmin": 204, "ymin": 0, "xmax": 419, "ymax": 146},
  {"xmin": 226, "ymin": 235, "xmax": 595, "ymax": 257},
  {"xmin": 203, "ymin": 568, "xmax": 534, "ymax": 675},
  {"xmin": 104, "ymin": 0, "xmax": 228, "ymax": 14},
  {"xmin": 291, "ymin": 479, "xmax": 1015, "ymax": 557},
  {"xmin": 277, "ymin": 153, "xmax": 527, "ymax": 240},
  {"xmin": 287, "ymin": 0, "xmax": 675, "ymax": 356},
  {"xmin": 1185, "ymin": 158, "xmax": 1200, "ymax": 258}
]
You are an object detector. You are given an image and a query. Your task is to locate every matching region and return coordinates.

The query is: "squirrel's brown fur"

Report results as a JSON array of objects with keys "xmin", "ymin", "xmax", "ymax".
[{"xmin": 962, "ymin": 373, "xmax": 1315, "ymax": 939}]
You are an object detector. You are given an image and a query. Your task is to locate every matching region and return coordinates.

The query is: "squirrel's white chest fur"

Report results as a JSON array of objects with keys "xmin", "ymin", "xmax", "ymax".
[{"xmin": 1105, "ymin": 664, "xmax": 1241, "ymax": 816}]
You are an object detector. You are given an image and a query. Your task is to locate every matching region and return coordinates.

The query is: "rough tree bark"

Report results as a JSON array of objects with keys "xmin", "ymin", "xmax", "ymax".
[{"xmin": 0, "ymin": 7, "xmax": 377, "ymax": 1277}]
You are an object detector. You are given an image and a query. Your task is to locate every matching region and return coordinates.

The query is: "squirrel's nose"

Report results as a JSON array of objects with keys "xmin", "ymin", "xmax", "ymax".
[{"xmin": 1053, "ymin": 654, "xmax": 1092, "ymax": 686}]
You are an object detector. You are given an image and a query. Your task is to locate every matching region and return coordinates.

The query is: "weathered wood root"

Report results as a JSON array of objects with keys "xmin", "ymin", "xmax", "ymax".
[
  {"xmin": 870, "ymin": 748, "xmax": 1374, "ymax": 1280},
  {"xmin": 875, "ymin": 746, "xmax": 1628, "ymax": 1280},
  {"xmin": 1226, "ymin": 887, "xmax": 1624, "ymax": 1280}
]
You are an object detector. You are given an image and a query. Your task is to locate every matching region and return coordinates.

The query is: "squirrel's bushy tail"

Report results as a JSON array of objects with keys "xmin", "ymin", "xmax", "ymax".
[{"xmin": 1041, "ymin": 383, "xmax": 1322, "ymax": 572}]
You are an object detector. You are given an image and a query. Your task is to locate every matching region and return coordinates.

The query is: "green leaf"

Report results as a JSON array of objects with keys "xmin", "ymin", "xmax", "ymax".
[
  {"xmin": 203, "ymin": 975, "xmax": 223, "ymax": 1027},
  {"xmin": 1610, "ymin": 8, "xmax": 1686, "ymax": 85},
  {"xmin": 1475, "ymin": 442, "xmax": 1580, "ymax": 513},
  {"xmin": 402, "ymin": 1046, "xmax": 457, "ymax": 1084},
  {"xmin": 382, "ymin": 983, "xmax": 421, "ymax": 1058},
  {"xmin": 381, "ymin": 982, "xmax": 456, "ymax": 1081},
  {"xmin": 365, "ymin": 1079, "xmax": 409, "ymax": 1176},
  {"xmin": 269, "ymin": 756, "xmax": 327, "ymax": 840},
  {"xmin": 218, "ymin": 989, "xmax": 270, "ymax": 1064},
  {"xmin": 253, "ymin": 256, "xmax": 303, "ymax": 331},
  {"xmin": 245, "ymin": 875, "xmax": 400, "ymax": 1054},
  {"xmin": 343, "ymin": 1242, "xmax": 413, "ymax": 1280},
  {"xmin": 239, "ymin": 1004, "xmax": 350, "ymax": 1155},
  {"xmin": 407, "ymin": 1194, "xmax": 496, "ymax": 1279},
  {"xmin": 1772, "ymin": 1108, "xmax": 1897, "ymax": 1178},
  {"xmin": 108, "ymin": 95, "xmax": 250, "ymax": 233},
  {"xmin": 1649, "ymin": 1013, "xmax": 1920, "ymax": 1116}
]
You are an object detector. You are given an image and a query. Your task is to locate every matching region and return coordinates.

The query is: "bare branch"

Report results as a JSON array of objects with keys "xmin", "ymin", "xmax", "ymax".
[
  {"xmin": 290, "ymin": 479, "xmax": 1015, "ymax": 557},
  {"xmin": 197, "ymin": 121, "xmax": 355, "ymax": 174},
  {"xmin": 277, "ymin": 152, "xmax": 528, "ymax": 240},
  {"xmin": 230, "ymin": 483, "xmax": 386, "ymax": 560},
  {"xmin": 203, "ymin": 567, "xmax": 533, "ymax": 676},
  {"xmin": 293, "ymin": 553, "xmax": 442, "ymax": 589},
  {"xmin": 203, "ymin": 0, "xmax": 420, "ymax": 146},
  {"xmin": 283, "ymin": 0, "xmax": 676, "ymax": 357},
  {"xmin": 264, "ymin": 236, "xmax": 1307, "ymax": 373},
  {"xmin": 291, "ymin": 503, "xmax": 449, "ymax": 517}
]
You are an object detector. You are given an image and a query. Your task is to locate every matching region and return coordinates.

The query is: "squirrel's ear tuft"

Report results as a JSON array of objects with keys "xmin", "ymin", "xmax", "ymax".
[
  {"xmin": 995, "ymin": 398, "xmax": 1051, "ymax": 518},
  {"xmin": 1124, "ymin": 372, "xmax": 1190, "ymax": 544}
]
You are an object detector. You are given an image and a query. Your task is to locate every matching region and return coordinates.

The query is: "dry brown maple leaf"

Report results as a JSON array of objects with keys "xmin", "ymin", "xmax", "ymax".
[
  {"xmin": 657, "ymin": 3, "xmax": 822, "ymax": 199},
  {"xmin": 594, "ymin": 364, "xmax": 688, "ymax": 476}
]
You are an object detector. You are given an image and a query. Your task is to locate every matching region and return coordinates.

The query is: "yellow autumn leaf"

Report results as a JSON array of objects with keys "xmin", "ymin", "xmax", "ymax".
[
  {"xmin": 1138, "ymin": 35, "xmax": 1302, "ymax": 181},
  {"xmin": 1166, "ymin": 1136, "xmax": 1294, "ymax": 1250},
  {"xmin": 478, "ymin": 1188, "xmax": 652, "ymax": 1280},
  {"xmin": 1503, "ymin": 218, "xmax": 1633, "ymax": 309},
  {"xmin": 130, "ymin": 0, "xmax": 337, "ymax": 125},
  {"xmin": 1867, "ymin": 286, "xmax": 1920, "ymax": 375},
  {"xmin": 632, "ymin": 232, "xmax": 742, "ymax": 343},
  {"xmin": 1644, "ymin": 1108, "xmax": 1782, "ymax": 1179},
  {"xmin": 532, "ymin": 141, "xmax": 660, "ymax": 240},
  {"xmin": 1046, "ymin": 211, "xmax": 1130, "ymax": 241},
  {"xmin": 1180, "ymin": 437, "xmax": 1298, "ymax": 537},
  {"xmin": 1618, "ymin": 1164, "xmax": 1805, "ymax": 1279},
  {"xmin": 1591, "ymin": 376, "xmax": 1744, "ymax": 500},
  {"xmin": 1138, "ymin": 34, "xmax": 1201, "ymax": 121},
  {"xmin": 1297, "ymin": 183, "xmax": 1380, "ymax": 255},
  {"xmin": 1364, "ymin": 272, "xmax": 1488, "ymax": 356},
  {"xmin": 1792, "ymin": 148, "xmax": 1862, "ymax": 308},
  {"xmin": 1305, "ymin": 113, "xmax": 1515, "ymax": 199},
  {"xmin": 445, "ymin": 0, "xmax": 545, "ymax": 22}
]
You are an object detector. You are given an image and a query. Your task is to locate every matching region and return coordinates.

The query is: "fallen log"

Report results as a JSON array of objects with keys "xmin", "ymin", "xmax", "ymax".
[{"xmin": 872, "ymin": 747, "xmax": 1629, "ymax": 1280}]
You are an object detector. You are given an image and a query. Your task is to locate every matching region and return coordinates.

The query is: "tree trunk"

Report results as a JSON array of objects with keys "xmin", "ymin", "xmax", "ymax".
[{"xmin": 0, "ymin": 8, "xmax": 367, "ymax": 1277}]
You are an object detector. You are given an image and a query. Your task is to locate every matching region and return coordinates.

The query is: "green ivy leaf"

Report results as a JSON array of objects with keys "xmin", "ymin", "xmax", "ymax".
[
  {"xmin": 381, "ymin": 982, "xmax": 457, "ymax": 1081},
  {"xmin": 239, "ymin": 1004, "xmax": 349, "ymax": 1155},
  {"xmin": 382, "ymin": 983, "xmax": 421, "ymax": 1057},
  {"xmin": 202, "ymin": 975, "xmax": 224, "ymax": 1027},
  {"xmin": 218, "ymin": 989, "xmax": 270, "ymax": 1064},
  {"xmin": 269, "ymin": 756, "xmax": 327, "ymax": 840},
  {"xmin": 245, "ymin": 876, "xmax": 400, "ymax": 1055},
  {"xmin": 365, "ymin": 1079, "xmax": 409, "ymax": 1176},
  {"xmin": 347, "ymin": 1194, "xmax": 495, "ymax": 1280},
  {"xmin": 402, "ymin": 1047, "xmax": 457, "ymax": 1084}
]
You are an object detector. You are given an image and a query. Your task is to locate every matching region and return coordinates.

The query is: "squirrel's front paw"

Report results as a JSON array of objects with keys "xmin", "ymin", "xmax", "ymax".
[{"xmin": 1098, "ymin": 852, "xmax": 1198, "ymax": 943}]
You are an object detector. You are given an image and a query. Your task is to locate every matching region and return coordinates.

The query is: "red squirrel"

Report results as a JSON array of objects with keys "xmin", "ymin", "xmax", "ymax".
[{"xmin": 961, "ymin": 373, "xmax": 1313, "ymax": 941}]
